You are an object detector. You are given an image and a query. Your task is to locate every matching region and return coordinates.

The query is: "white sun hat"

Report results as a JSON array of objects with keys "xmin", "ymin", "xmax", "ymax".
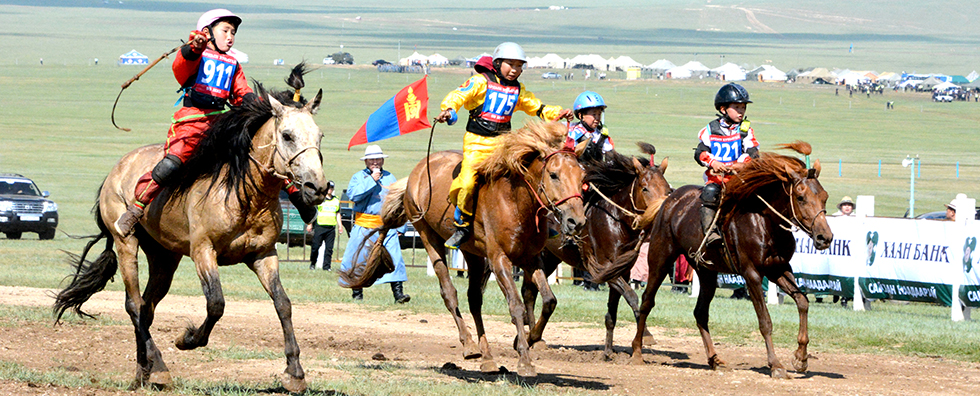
[{"xmin": 360, "ymin": 144, "xmax": 388, "ymax": 160}]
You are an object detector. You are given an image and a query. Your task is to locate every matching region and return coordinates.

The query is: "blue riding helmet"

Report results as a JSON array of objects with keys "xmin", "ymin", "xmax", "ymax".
[{"xmin": 573, "ymin": 91, "xmax": 606, "ymax": 114}]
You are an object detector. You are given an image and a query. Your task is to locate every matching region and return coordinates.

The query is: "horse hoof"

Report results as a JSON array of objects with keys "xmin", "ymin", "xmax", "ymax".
[
  {"xmin": 530, "ymin": 340, "xmax": 548, "ymax": 350},
  {"xmin": 770, "ymin": 367, "xmax": 790, "ymax": 379},
  {"xmin": 602, "ymin": 350, "xmax": 614, "ymax": 362},
  {"xmin": 794, "ymin": 359, "xmax": 809, "ymax": 373},
  {"xmin": 629, "ymin": 355, "xmax": 644, "ymax": 366},
  {"xmin": 517, "ymin": 362, "xmax": 537, "ymax": 378},
  {"xmin": 148, "ymin": 370, "xmax": 171, "ymax": 388},
  {"xmin": 480, "ymin": 360, "xmax": 499, "ymax": 373},
  {"xmin": 463, "ymin": 343, "xmax": 482, "ymax": 360},
  {"xmin": 279, "ymin": 372, "xmax": 308, "ymax": 393},
  {"xmin": 642, "ymin": 334, "xmax": 656, "ymax": 346}
]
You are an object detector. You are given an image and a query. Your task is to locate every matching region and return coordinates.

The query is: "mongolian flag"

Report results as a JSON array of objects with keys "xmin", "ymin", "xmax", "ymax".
[{"xmin": 348, "ymin": 76, "xmax": 432, "ymax": 149}]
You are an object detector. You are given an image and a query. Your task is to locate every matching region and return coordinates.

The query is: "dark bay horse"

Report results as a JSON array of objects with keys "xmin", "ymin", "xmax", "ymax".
[
  {"xmin": 598, "ymin": 142, "xmax": 833, "ymax": 378},
  {"xmin": 53, "ymin": 68, "xmax": 326, "ymax": 392},
  {"xmin": 522, "ymin": 142, "xmax": 671, "ymax": 359},
  {"xmin": 341, "ymin": 122, "xmax": 586, "ymax": 377}
]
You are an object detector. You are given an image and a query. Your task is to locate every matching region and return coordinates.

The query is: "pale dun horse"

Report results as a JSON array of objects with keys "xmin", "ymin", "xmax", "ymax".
[
  {"xmin": 341, "ymin": 122, "xmax": 587, "ymax": 377},
  {"xmin": 54, "ymin": 66, "xmax": 326, "ymax": 392}
]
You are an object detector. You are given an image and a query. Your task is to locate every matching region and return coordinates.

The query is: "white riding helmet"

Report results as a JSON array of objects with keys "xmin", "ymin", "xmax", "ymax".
[
  {"xmin": 492, "ymin": 42, "xmax": 526, "ymax": 62},
  {"xmin": 197, "ymin": 9, "xmax": 242, "ymax": 32}
]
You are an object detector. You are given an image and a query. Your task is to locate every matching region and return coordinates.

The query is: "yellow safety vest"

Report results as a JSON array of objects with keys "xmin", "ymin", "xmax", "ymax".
[{"xmin": 316, "ymin": 196, "xmax": 340, "ymax": 226}]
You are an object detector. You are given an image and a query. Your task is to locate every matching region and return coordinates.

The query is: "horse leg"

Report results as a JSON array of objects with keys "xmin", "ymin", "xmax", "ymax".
[
  {"xmin": 603, "ymin": 281, "xmax": 622, "ymax": 360},
  {"xmin": 520, "ymin": 271, "xmax": 539, "ymax": 342},
  {"xmin": 432, "ymin": 245, "xmax": 481, "ymax": 359},
  {"xmin": 525, "ymin": 267, "xmax": 556, "ymax": 350},
  {"xmin": 488, "ymin": 254, "xmax": 536, "ymax": 377},
  {"xmin": 693, "ymin": 269, "xmax": 727, "ymax": 371},
  {"xmin": 175, "ymin": 243, "xmax": 224, "ymax": 350},
  {"xmin": 771, "ymin": 268, "xmax": 809, "ymax": 373},
  {"xmin": 605, "ymin": 276, "xmax": 655, "ymax": 358},
  {"xmin": 742, "ymin": 270, "xmax": 790, "ymax": 379},
  {"xmin": 464, "ymin": 252, "xmax": 497, "ymax": 372},
  {"xmin": 115, "ymin": 237, "xmax": 153, "ymax": 388},
  {"xmin": 247, "ymin": 252, "xmax": 306, "ymax": 393},
  {"xmin": 630, "ymin": 253, "xmax": 671, "ymax": 365},
  {"xmin": 137, "ymin": 237, "xmax": 182, "ymax": 387}
]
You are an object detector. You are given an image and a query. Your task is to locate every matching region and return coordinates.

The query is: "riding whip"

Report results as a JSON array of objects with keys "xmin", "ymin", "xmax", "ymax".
[{"xmin": 111, "ymin": 39, "xmax": 199, "ymax": 132}]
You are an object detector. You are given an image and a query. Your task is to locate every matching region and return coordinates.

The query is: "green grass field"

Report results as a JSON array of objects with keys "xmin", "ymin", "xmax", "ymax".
[{"xmin": 2, "ymin": 1, "xmax": 980, "ymax": 394}]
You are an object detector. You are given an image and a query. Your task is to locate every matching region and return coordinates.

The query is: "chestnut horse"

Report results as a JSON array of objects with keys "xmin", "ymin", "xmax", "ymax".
[
  {"xmin": 342, "ymin": 122, "xmax": 586, "ymax": 377},
  {"xmin": 597, "ymin": 142, "xmax": 833, "ymax": 378},
  {"xmin": 522, "ymin": 142, "xmax": 671, "ymax": 359},
  {"xmin": 53, "ymin": 68, "xmax": 326, "ymax": 392}
]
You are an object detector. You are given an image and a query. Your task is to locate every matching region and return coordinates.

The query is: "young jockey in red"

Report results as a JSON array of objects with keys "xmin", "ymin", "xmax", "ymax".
[
  {"xmin": 694, "ymin": 83, "xmax": 759, "ymax": 247},
  {"xmin": 115, "ymin": 9, "xmax": 312, "ymax": 236}
]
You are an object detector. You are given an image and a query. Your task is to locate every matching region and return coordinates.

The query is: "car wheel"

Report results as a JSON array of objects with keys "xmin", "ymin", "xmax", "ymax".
[
  {"xmin": 5, "ymin": 232, "xmax": 22, "ymax": 239},
  {"xmin": 39, "ymin": 229, "xmax": 55, "ymax": 240}
]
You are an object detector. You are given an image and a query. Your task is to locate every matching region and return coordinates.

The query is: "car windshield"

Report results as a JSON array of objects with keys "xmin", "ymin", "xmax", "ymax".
[{"xmin": 0, "ymin": 181, "xmax": 40, "ymax": 196}]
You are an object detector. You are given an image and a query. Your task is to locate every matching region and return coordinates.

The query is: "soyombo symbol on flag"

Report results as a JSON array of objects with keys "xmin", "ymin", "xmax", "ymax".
[{"xmin": 348, "ymin": 76, "xmax": 432, "ymax": 149}]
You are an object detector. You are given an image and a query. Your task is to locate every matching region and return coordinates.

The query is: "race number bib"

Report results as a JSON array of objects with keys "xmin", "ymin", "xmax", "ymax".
[
  {"xmin": 479, "ymin": 81, "xmax": 519, "ymax": 123},
  {"xmin": 709, "ymin": 134, "xmax": 743, "ymax": 163},
  {"xmin": 194, "ymin": 52, "xmax": 237, "ymax": 98}
]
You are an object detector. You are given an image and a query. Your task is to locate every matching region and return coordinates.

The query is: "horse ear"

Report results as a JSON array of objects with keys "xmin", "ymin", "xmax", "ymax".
[
  {"xmin": 811, "ymin": 159, "xmax": 822, "ymax": 178},
  {"xmin": 659, "ymin": 157, "xmax": 668, "ymax": 173},
  {"xmin": 573, "ymin": 139, "xmax": 588, "ymax": 157},
  {"xmin": 632, "ymin": 157, "xmax": 644, "ymax": 173},
  {"xmin": 781, "ymin": 164, "xmax": 798, "ymax": 182},
  {"xmin": 304, "ymin": 89, "xmax": 323, "ymax": 115},
  {"xmin": 268, "ymin": 94, "xmax": 285, "ymax": 117}
]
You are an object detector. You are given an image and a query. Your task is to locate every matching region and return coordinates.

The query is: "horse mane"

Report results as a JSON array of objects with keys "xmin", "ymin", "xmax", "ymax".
[
  {"xmin": 719, "ymin": 143, "xmax": 811, "ymax": 215},
  {"xmin": 474, "ymin": 121, "xmax": 569, "ymax": 179},
  {"xmin": 171, "ymin": 63, "xmax": 313, "ymax": 212},
  {"xmin": 582, "ymin": 149, "xmax": 637, "ymax": 197}
]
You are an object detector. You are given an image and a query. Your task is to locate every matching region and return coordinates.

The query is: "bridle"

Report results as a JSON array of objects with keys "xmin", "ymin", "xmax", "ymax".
[
  {"xmin": 523, "ymin": 147, "xmax": 583, "ymax": 231},
  {"xmin": 250, "ymin": 114, "xmax": 321, "ymax": 183},
  {"xmin": 756, "ymin": 173, "xmax": 826, "ymax": 237}
]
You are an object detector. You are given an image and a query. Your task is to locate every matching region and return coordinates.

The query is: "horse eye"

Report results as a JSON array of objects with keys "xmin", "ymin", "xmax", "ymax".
[
  {"xmin": 641, "ymin": 187, "xmax": 649, "ymax": 192},
  {"xmin": 282, "ymin": 132, "xmax": 293, "ymax": 142},
  {"xmin": 797, "ymin": 195, "xmax": 806, "ymax": 202},
  {"xmin": 550, "ymin": 172, "xmax": 559, "ymax": 180}
]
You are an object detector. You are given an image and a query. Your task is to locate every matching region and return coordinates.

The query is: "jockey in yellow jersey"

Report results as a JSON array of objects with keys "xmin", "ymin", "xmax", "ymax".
[{"xmin": 435, "ymin": 42, "xmax": 573, "ymax": 249}]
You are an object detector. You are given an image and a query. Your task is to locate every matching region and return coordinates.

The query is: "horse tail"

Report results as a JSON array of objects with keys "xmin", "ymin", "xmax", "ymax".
[
  {"xmin": 591, "ymin": 246, "xmax": 641, "ymax": 284},
  {"xmin": 337, "ymin": 179, "xmax": 408, "ymax": 289},
  {"xmin": 53, "ymin": 195, "xmax": 118, "ymax": 323}
]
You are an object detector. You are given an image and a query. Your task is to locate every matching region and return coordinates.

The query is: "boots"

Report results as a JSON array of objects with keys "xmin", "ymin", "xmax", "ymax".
[
  {"xmin": 391, "ymin": 282, "xmax": 411, "ymax": 304},
  {"xmin": 114, "ymin": 204, "xmax": 144, "ymax": 237},
  {"xmin": 352, "ymin": 288, "xmax": 363, "ymax": 301},
  {"xmin": 700, "ymin": 205, "xmax": 722, "ymax": 248},
  {"xmin": 445, "ymin": 226, "xmax": 470, "ymax": 249}
]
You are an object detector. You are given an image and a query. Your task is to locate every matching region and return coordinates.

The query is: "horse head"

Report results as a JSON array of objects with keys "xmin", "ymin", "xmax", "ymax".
[
  {"xmin": 785, "ymin": 158, "xmax": 833, "ymax": 250},
  {"xmin": 631, "ymin": 142, "xmax": 672, "ymax": 229},
  {"xmin": 532, "ymin": 136, "xmax": 587, "ymax": 237},
  {"xmin": 267, "ymin": 90, "xmax": 328, "ymax": 207}
]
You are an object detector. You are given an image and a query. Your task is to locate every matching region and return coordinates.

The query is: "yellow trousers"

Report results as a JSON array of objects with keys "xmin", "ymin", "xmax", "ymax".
[{"xmin": 449, "ymin": 132, "xmax": 501, "ymax": 217}]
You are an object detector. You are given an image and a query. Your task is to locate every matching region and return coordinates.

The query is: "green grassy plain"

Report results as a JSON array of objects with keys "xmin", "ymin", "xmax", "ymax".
[{"xmin": 2, "ymin": 1, "xmax": 980, "ymax": 394}]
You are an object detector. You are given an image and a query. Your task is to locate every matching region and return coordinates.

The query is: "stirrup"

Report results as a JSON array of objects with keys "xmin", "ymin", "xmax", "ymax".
[{"xmin": 445, "ymin": 227, "xmax": 470, "ymax": 249}]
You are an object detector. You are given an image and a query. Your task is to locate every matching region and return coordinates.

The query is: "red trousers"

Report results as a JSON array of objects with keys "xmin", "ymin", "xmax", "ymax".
[{"xmin": 133, "ymin": 108, "xmax": 218, "ymax": 207}]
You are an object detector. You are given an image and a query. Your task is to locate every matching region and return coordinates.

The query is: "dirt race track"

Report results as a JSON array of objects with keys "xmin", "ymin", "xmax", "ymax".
[{"xmin": 1, "ymin": 285, "xmax": 978, "ymax": 395}]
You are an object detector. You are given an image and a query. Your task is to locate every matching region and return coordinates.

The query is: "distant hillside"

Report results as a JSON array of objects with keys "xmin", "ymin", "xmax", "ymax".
[{"xmin": 3, "ymin": 0, "xmax": 977, "ymax": 73}]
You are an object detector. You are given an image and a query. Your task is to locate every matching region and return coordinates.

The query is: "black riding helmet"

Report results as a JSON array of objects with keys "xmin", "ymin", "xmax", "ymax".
[{"xmin": 714, "ymin": 83, "xmax": 752, "ymax": 111}]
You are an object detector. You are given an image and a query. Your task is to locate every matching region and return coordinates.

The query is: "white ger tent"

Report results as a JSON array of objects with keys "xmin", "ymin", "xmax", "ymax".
[{"xmin": 711, "ymin": 63, "xmax": 746, "ymax": 81}]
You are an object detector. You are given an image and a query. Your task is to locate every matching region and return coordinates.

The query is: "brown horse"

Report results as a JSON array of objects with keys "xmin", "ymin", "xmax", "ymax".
[
  {"xmin": 521, "ymin": 142, "xmax": 671, "ymax": 359},
  {"xmin": 597, "ymin": 141, "xmax": 833, "ymax": 378},
  {"xmin": 53, "ymin": 68, "xmax": 326, "ymax": 392},
  {"xmin": 342, "ymin": 121, "xmax": 586, "ymax": 377}
]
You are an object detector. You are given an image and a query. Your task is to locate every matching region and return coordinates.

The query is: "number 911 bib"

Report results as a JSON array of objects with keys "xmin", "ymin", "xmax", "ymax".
[
  {"xmin": 189, "ymin": 49, "xmax": 238, "ymax": 108},
  {"xmin": 709, "ymin": 133, "xmax": 743, "ymax": 163}
]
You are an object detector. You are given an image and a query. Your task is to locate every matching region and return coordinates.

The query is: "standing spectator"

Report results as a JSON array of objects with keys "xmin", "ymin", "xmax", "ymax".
[
  {"xmin": 832, "ymin": 196, "xmax": 856, "ymax": 216},
  {"xmin": 338, "ymin": 145, "xmax": 410, "ymax": 303},
  {"xmin": 309, "ymin": 180, "xmax": 342, "ymax": 270},
  {"xmin": 945, "ymin": 200, "xmax": 957, "ymax": 221}
]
